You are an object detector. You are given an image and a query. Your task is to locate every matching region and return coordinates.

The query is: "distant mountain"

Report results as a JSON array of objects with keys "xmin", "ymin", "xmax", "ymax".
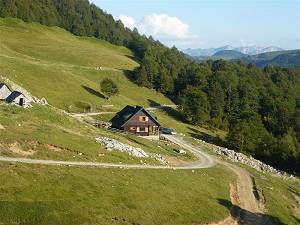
[
  {"xmin": 183, "ymin": 45, "xmax": 234, "ymax": 57},
  {"xmin": 190, "ymin": 49, "xmax": 300, "ymax": 68},
  {"xmin": 236, "ymin": 46, "xmax": 284, "ymax": 55},
  {"xmin": 241, "ymin": 49, "xmax": 300, "ymax": 68},
  {"xmin": 212, "ymin": 50, "xmax": 248, "ymax": 59},
  {"xmin": 183, "ymin": 45, "xmax": 284, "ymax": 57}
]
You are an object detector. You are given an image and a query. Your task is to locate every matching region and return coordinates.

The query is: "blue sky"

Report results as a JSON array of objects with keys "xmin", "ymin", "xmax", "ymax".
[{"xmin": 91, "ymin": 0, "xmax": 300, "ymax": 50}]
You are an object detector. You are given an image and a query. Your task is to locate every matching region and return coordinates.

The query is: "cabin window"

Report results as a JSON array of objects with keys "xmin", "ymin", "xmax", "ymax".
[
  {"xmin": 139, "ymin": 116, "xmax": 149, "ymax": 122},
  {"xmin": 129, "ymin": 126, "xmax": 136, "ymax": 131},
  {"xmin": 137, "ymin": 127, "xmax": 148, "ymax": 132}
]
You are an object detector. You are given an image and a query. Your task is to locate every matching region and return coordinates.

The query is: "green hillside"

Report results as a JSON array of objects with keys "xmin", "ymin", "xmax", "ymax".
[
  {"xmin": 241, "ymin": 49, "xmax": 300, "ymax": 68},
  {"xmin": 0, "ymin": 18, "xmax": 172, "ymax": 111}
]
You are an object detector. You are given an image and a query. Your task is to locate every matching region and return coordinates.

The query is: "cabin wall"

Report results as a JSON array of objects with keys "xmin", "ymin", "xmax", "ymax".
[
  {"xmin": 123, "ymin": 111, "xmax": 159, "ymax": 136},
  {"xmin": 0, "ymin": 86, "xmax": 11, "ymax": 100},
  {"xmin": 11, "ymin": 95, "xmax": 30, "ymax": 107}
]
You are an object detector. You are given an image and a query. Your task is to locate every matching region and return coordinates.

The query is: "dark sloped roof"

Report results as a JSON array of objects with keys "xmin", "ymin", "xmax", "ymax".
[
  {"xmin": 6, "ymin": 91, "xmax": 23, "ymax": 103},
  {"xmin": 110, "ymin": 105, "xmax": 160, "ymax": 128}
]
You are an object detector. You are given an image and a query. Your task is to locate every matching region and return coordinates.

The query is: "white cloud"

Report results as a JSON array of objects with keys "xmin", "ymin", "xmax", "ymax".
[
  {"xmin": 118, "ymin": 13, "xmax": 200, "ymax": 48},
  {"xmin": 139, "ymin": 14, "xmax": 189, "ymax": 39},
  {"xmin": 118, "ymin": 15, "xmax": 137, "ymax": 30}
]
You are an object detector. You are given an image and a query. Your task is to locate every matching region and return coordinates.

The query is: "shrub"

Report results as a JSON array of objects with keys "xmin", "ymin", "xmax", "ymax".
[{"xmin": 100, "ymin": 78, "xmax": 119, "ymax": 99}]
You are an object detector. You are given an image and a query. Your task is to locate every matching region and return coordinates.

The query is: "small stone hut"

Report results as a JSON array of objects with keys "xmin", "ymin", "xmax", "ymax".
[{"xmin": 6, "ymin": 91, "xmax": 30, "ymax": 107}]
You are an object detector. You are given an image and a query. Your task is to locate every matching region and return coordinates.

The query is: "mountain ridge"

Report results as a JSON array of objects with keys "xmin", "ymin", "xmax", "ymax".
[{"xmin": 183, "ymin": 45, "xmax": 284, "ymax": 56}]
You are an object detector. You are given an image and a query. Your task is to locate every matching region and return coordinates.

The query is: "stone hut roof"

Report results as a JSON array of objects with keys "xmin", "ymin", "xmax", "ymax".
[{"xmin": 6, "ymin": 91, "xmax": 24, "ymax": 103}]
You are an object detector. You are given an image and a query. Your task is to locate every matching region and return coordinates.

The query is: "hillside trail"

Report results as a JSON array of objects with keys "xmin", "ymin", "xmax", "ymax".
[
  {"xmin": 161, "ymin": 135, "xmax": 273, "ymax": 225},
  {"xmin": 224, "ymin": 164, "xmax": 274, "ymax": 225},
  {"xmin": 0, "ymin": 134, "xmax": 273, "ymax": 224}
]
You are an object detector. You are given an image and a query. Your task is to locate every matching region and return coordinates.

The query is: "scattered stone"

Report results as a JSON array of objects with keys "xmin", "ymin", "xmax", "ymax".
[
  {"xmin": 35, "ymin": 97, "xmax": 48, "ymax": 105},
  {"xmin": 152, "ymin": 153, "xmax": 168, "ymax": 165},
  {"xmin": 0, "ymin": 123, "xmax": 5, "ymax": 130},
  {"xmin": 174, "ymin": 148, "xmax": 186, "ymax": 154},
  {"xmin": 96, "ymin": 136, "xmax": 149, "ymax": 158},
  {"xmin": 179, "ymin": 149, "xmax": 186, "ymax": 154},
  {"xmin": 211, "ymin": 144, "xmax": 294, "ymax": 179},
  {"xmin": 96, "ymin": 136, "xmax": 169, "ymax": 165}
]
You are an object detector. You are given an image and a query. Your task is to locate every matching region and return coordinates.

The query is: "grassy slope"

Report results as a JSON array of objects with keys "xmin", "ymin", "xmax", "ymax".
[
  {"xmin": 0, "ymin": 18, "xmax": 298, "ymax": 224},
  {"xmin": 0, "ymin": 18, "xmax": 237, "ymax": 225},
  {"xmin": 0, "ymin": 104, "xmax": 196, "ymax": 164},
  {"xmin": 0, "ymin": 18, "xmax": 172, "ymax": 111},
  {"xmin": 192, "ymin": 140, "xmax": 300, "ymax": 225},
  {"xmin": 0, "ymin": 163, "xmax": 234, "ymax": 225},
  {"xmin": 249, "ymin": 168, "xmax": 300, "ymax": 225}
]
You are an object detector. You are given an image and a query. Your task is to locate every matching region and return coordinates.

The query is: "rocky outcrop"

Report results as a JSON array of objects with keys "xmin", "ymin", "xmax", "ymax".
[
  {"xmin": 96, "ymin": 136, "xmax": 148, "ymax": 158},
  {"xmin": 96, "ymin": 136, "xmax": 169, "ymax": 165},
  {"xmin": 199, "ymin": 140, "xmax": 295, "ymax": 179}
]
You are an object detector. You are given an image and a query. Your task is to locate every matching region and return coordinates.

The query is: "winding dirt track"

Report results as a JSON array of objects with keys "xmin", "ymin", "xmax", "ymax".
[{"xmin": 0, "ymin": 134, "xmax": 272, "ymax": 225}]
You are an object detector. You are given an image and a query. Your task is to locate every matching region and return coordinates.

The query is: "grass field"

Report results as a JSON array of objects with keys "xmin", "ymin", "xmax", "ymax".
[
  {"xmin": 0, "ymin": 163, "xmax": 234, "ymax": 225},
  {"xmin": 0, "ymin": 104, "xmax": 196, "ymax": 165},
  {"xmin": 0, "ymin": 18, "xmax": 173, "ymax": 112},
  {"xmin": 248, "ymin": 168, "xmax": 300, "ymax": 225}
]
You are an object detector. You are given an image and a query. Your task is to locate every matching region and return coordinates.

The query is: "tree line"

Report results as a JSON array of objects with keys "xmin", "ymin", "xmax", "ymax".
[{"xmin": 1, "ymin": 0, "xmax": 299, "ymax": 174}]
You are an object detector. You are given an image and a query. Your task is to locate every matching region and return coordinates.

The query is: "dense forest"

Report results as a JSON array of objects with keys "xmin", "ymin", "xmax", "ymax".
[{"xmin": 1, "ymin": 0, "xmax": 299, "ymax": 174}]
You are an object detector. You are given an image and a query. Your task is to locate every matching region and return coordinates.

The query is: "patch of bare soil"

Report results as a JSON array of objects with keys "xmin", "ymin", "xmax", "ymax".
[
  {"xmin": 202, "ymin": 216, "xmax": 237, "ymax": 225},
  {"xmin": 164, "ymin": 155, "xmax": 188, "ymax": 166},
  {"xmin": 8, "ymin": 142, "xmax": 36, "ymax": 156},
  {"xmin": 225, "ymin": 164, "xmax": 274, "ymax": 225},
  {"xmin": 46, "ymin": 144, "xmax": 64, "ymax": 152},
  {"xmin": 0, "ymin": 123, "xmax": 5, "ymax": 130}
]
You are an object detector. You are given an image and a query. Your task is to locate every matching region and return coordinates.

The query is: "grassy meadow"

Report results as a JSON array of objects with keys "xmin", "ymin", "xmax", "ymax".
[
  {"xmin": 0, "ymin": 18, "xmax": 172, "ymax": 112},
  {"xmin": 0, "ymin": 163, "xmax": 234, "ymax": 225},
  {"xmin": 0, "ymin": 104, "xmax": 196, "ymax": 164},
  {"xmin": 248, "ymin": 168, "xmax": 300, "ymax": 225}
]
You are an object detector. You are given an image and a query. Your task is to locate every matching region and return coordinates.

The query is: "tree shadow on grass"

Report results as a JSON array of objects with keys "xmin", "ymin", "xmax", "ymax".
[
  {"xmin": 82, "ymin": 85, "xmax": 105, "ymax": 99},
  {"xmin": 123, "ymin": 69, "xmax": 136, "ymax": 82},
  {"xmin": 148, "ymin": 99, "xmax": 161, "ymax": 107},
  {"xmin": 188, "ymin": 127, "xmax": 214, "ymax": 143},
  {"xmin": 125, "ymin": 54, "xmax": 141, "ymax": 64},
  {"xmin": 218, "ymin": 198, "xmax": 286, "ymax": 225},
  {"xmin": 187, "ymin": 127, "xmax": 224, "ymax": 146},
  {"xmin": 147, "ymin": 99, "xmax": 186, "ymax": 124}
]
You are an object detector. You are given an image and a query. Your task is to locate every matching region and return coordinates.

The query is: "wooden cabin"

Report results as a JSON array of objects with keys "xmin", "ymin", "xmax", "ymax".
[{"xmin": 111, "ymin": 105, "xmax": 160, "ymax": 136}]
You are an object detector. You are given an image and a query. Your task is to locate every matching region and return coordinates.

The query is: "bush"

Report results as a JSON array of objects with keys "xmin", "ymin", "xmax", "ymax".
[
  {"xmin": 75, "ymin": 101, "xmax": 92, "ymax": 113},
  {"xmin": 100, "ymin": 78, "xmax": 119, "ymax": 99}
]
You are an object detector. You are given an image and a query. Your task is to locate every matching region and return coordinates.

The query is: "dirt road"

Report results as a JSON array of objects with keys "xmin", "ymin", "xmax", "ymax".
[{"xmin": 162, "ymin": 135, "xmax": 273, "ymax": 225}]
